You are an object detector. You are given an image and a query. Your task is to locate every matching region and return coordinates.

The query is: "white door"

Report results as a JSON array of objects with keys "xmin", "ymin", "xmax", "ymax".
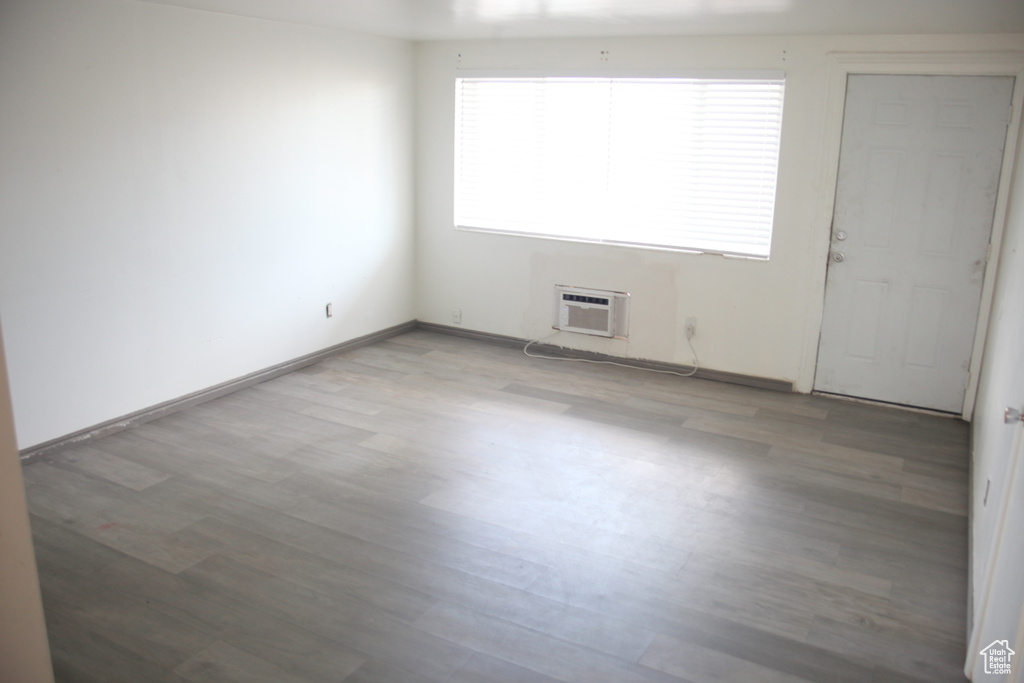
[{"xmin": 815, "ymin": 74, "xmax": 1014, "ymax": 413}]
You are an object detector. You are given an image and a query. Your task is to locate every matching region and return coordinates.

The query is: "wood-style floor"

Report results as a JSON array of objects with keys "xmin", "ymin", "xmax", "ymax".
[{"xmin": 23, "ymin": 330, "xmax": 971, "ymax": 683}]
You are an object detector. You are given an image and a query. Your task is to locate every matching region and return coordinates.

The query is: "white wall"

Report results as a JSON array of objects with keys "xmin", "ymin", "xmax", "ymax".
[
  {"xmin": 0, "ymin": 0, "xmax": 415, "ymax": 449},
  {"xmin": 415, "ymin": 34, "xmax": 1024, "ymax": 390},
  {"xmin": 0, "ymin": 318, "xmax": 53, "ymax": 681},
  {"xmin": 967, "ymin": 120, "xmax": 1024, "ymax": 678}
]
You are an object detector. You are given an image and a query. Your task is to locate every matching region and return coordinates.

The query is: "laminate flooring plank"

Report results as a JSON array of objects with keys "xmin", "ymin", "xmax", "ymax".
[
  {"xmin": 23, "ymin": 461, "xmax": 202, "ymax": 533},
  {"xmin": 499, "ymin": 382, "xmax": 696, "ymax": 438},
  {"xmin": 623, "ymin": 394, "xmax": 760, "ymax": 423},
  {"xmin": 297, "ymin": 400, "xmax": 518, "ymax": 457},
  {"xmin": 676, "ymin": 555, "xmax": 893, "ymax": 639},
  {"xmin": 489, "ymin": 368, "xmax": 642, "ymax": 404},
  {"xmin": 480, "ymin": 418, "xmax": 675, "ymax": 468},
  {"xmin": 315, "ymin": 353, "xmax": 411, "ymax": 381},
  {"xmin": 183, "ymin": 397, "xmax": 375, "ymax": 459},
  {"xmin": 23, "ymin": 463, "xmax": 219, "ymax": 572},
  {"xmin": 624, "ymin": 392, "xmax": 760, "ymax": 418},
  {"xmin": 368, "ymin": 530, "xmax": 661, "ymax": 661},
  {"xmin": 636, "ymin": 372, "xmax": 825, "ymax": 419},
  {"xmin": 752, "ymin": 406, "xmax": 835, "ymax": 430},
  {"xmin": 868, "ymin": 604, "xmax": 967, "ymax": 651},
  {"xmin": 143, "ymin": 476, "xmax": 384, "ymax": 563},
  {"xmin": 801, "ymin": 499, "xmax": 967, "ymax": 555},
  {"xmin": 640, "ymin": 633, "xmax": 816, "ymax": 683},
  {"xmin": 88, "ymin": 552, "xmax": 368, "ymax": 681},
  {"xmin": 284, "ymin": 493, "xmax": 549, "ymax": 589},
  {"xmin": 639, "ymin": 610, "xmax": 876, "ymax": 683},
  {"xmin": 374, "ymin": 338, "xmax": 435, "ymax": 355},
  {"xmin": 767, "ymin": 442, "xmax": 905, "ymax": 477},
  {"xmin": 835, "ymin": 535, "xmax": 965, "ymax": 585},
  {"xmin": 244, "ymin": 511, "xmax": 665, "ymax": 664},
  {"xmin": 701, "ymin": 472, "xmax": 961, "ymax": 573},
  {"xmin": 180, "ymin": 515, "xmax": 438, "ymax": 622},
  {"xmin": 46, "ymin": 609, "xmax": 176, "ymax": 683},
  {"xmin": 657, "ymin": 578, "xmax": 818, "ymax": 643},
  {"xmin": 96, "ymin": 422, "xmax": 312, "ymax": 499},
  {"xmin": 172, "ymin": 640, "xmax": 314, "ymax": 683},
  {"xmin": 188, "ymin": 487, "xmax": 690, "ymax": 663},
  {"xmin": 702, "ymin": 478, "xmax": 809, "ymax": 515},
  {"xmin": 821, "ymin": 422, "xmax": 968, "ymax": 465},
  {"xmin": 188, "ymin": 399, "xmax": 378, "ymax": 457},
  {"xmin": 215, "ymin": 621, "xmax": 366, "ymax": 682},
  {"xmin": 679, "ymin": 413, "xmax": 827, "ymax": 449},
  {"xmin": 356, "ymin": 429, "xmax": 670, "ymax": 499},
  {"xmin": 343, "ymin": 346, "xmax": 510, "ymax": 390},
  {"xmin": 251, "ymin": 374, "xmax": 387, "ymax": 416},
  {"xmin": 403, "ymin": 442, "xmax": 707, "ymax": 530},
  {"xmin": 562, "ymin": 403, "xmax": 694, "ymax": 439},
  {"xmin": 726, "ymin": 454, "xmax": 905, "ymax": 502},
  {"xmin": 899, "ymin": 457, "xmax": 967, "ymax": 481},
  {"xmin": 424, "ymin": 340, "xmax": 648, "ymax": 390},
  {"xmin": 30, "ymin": 513, "xmax": 128, "ymax": 578},
  {"xmin": 821, "ymin": 399, "xmax": 968, "ymax": 440},
  {"xmin": 521, "ymin": 549, "xmax": 807, "ymax": 643},
  {"xmin": 25, "ymin": 330, "xmax": 972, "ymax": 683},
  {"xmin": 899, "ymin": 482, "xmax": 967, "ymax": 516},
  {"xmin": 413, "ymin": 601, "xmax": 685, "ymax": 683},
  {"xmin": 359, "ymin": 423, "xmax": 690, "ymax": 508},
  {"xmin": 272, "ymin": 455, "xmax": 450, "ymax": 506},
  {"xmin": 41, "ymin": 443, "xmax": 173, "ymax": 491},
  {"xmin": 90, "ymin": 551, "xmax": 293, "ymax": 636},
  {"xmin": 113, "ymin": 451, "xmax": 314, "ymax": 516},
  {"xmin": 528, "ymin": 552, "xmax": 873, "ymax": 683},
  {"xmin": 394, "ymin": 376, "xmax": 577, "ymax": 423},
  {"xmin": 85, "ymin": 426, "xmax": 248, "ymax": 479},
  {"xmin": 806, "ymin": 615, "xmax": 968, "ymax": 683},
  {"xmin": 252, "ymin": 377, "xmax": 520, "ymax": 437},
  {"xmin": 869, "ymin": 666, "xmax": 966, "ymax": 683},
  {"xmin": 447, "ymin": 651, "xmax": 567, "ymax": 683},
  {"xmin": 87, "ymin": 519, "xmax": 215, "ymax": 574},
  {"xmin": 462, "ymin": 581, "xmax": 660, "ymax": 663},
  {"xmin": 340, "ymin": 658, "xmax": 444, "ymax": 683},
  {"xmin": 415, "ymin": 485, "xmax": 695, "ymax": 573},
  {"xmin": 182, "ymin": 553, "xmax": 475, "ymax": 682},
  {"xmin": 39, "ymin": 560, "xmax": 218, "ymax": 673},
  {"xmin": 886, "ymin": 592, "xmax": 968, "ymax": 642},
  {"xmin": 360, "ymin": 428, "xmax": 610, "ymax": 501},
  {"xmin": 694, "ymin": 502, "xmax": 845, "ymax": 564},
  {"xmin": 684, "ymin": 536, "xmax": 893, "ymax": 599},
  {"xmin": 661, "ymin": 426, "xmax": 774, "ymax": 462}
]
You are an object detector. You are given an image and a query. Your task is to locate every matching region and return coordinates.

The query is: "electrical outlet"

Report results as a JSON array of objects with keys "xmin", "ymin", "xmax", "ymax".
[
  {"xmin": 685, "ymin": 317, "xmax": 697, "ymax": 340},
  {"xmin": 325, "ymin": 303, "xmax": 333, "ymax": 318},
  {"xmin": 452, "ymin": 309, "xmax": 462, "ymax": 325}
]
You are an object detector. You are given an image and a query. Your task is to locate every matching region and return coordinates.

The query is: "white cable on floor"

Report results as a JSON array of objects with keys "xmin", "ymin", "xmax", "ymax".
[{"xmin": 523, "ymin": 331, "xmax": 700, "ymax": 378}]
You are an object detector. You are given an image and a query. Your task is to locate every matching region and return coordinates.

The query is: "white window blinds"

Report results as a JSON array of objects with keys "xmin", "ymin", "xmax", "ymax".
[{"xmin": 454, "ymin": 76, "xmax": 785, "ymax": 258}]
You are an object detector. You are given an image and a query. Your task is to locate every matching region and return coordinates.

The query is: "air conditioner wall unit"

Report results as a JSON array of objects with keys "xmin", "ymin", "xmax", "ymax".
[{"xmin": 553, "ymin": 285, "xmax": 629, "ymax": 339}]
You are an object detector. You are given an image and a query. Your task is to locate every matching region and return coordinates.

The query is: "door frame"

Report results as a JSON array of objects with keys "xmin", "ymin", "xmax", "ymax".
[{"xmin": 808, "ymin": 51, "xmax": 1024, "ymax": 420}]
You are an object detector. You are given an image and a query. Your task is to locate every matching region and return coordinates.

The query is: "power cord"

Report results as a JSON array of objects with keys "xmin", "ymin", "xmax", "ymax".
[{"xmin": 523, "ymin": 330, "xmax": 700, "ymax": 378}]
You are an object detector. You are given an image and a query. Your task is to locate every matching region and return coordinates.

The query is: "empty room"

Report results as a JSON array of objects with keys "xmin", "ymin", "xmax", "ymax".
[{"xmin": 2, "ymin": 0, "xmax": 1024, "ymax": 681}]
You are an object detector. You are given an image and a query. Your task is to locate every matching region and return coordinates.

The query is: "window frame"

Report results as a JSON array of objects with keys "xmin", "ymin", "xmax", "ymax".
[{"xmin": 453, "ymin": 69, "xmax": 786, "ymax": 260}]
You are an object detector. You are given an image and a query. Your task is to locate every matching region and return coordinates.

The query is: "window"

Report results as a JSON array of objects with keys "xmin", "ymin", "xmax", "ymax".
[{"xmin": 454, "ymin": 75, "xmax": 785, "ymax": 259}]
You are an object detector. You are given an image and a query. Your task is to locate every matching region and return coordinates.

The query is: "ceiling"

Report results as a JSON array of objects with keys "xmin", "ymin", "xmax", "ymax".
[{"xmin": 138, "ymin": 0, "xmax": 1024, "ymax": 40}]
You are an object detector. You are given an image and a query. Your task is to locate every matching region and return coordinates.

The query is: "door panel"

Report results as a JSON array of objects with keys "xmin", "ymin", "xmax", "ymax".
[
  {"xmin": 846, "ymin": 279, "xmax": 889, "ymax": 361},
  {"xmin": 815, "ymin": 75, "xmax": 1014, "ymax": 413}
]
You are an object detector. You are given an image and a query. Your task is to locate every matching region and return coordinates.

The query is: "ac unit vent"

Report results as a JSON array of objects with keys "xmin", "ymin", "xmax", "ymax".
[{"xmin": 554, "ymin": 285, "xmax": 629, "ymax": 339}]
